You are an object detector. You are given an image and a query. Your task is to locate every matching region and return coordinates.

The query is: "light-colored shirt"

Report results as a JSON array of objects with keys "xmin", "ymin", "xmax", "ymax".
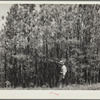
[{"xmin": 61, "ymin": 65, "xmax": 67, "ymax": 78}]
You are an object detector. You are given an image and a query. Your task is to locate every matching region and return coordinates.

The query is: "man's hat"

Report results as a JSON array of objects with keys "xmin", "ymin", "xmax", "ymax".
[{"xmin": 59, "ymin": 60, "xmax": 64, "ymax": 65}]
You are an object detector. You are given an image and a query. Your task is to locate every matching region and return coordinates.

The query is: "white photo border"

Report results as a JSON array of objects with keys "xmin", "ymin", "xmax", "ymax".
[{"xmin": 0, "ymin": 1, "xmax": 100, "ymax": 99}]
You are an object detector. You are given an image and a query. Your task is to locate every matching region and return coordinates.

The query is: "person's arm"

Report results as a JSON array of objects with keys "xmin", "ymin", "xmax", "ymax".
[{"xmin": 60, "ymin": 68, "xmax": 63, "ymax": 73}]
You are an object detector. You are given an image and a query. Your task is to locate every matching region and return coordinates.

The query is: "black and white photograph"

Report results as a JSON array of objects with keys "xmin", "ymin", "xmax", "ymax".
[{"xmin": 1, "ymin": 2, "xmax": 100, "ymax": 91}]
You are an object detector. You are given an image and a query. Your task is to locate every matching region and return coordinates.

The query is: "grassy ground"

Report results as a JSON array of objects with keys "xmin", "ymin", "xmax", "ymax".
[{"xmin": 1, "ymin": 83, "xmax": 100, "ymax": 90}]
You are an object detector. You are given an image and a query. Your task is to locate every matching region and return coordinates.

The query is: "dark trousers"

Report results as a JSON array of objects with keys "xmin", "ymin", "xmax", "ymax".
[{"xmin": 59, "ymin": 74, "xmax": 66, "ymax": 87}]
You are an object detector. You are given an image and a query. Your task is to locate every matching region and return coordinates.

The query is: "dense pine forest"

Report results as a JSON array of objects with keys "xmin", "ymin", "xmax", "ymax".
[{"xmin": 0, "ymin": 4, "xmax": 100, "ymax": 88}]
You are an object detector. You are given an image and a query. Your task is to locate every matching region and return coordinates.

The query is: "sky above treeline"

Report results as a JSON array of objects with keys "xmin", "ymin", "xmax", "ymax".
[
  {"xmin": 0, "ymin": 4, "xmax": 40, "ymax": 30},
  {"xmin": 0, "ymin": 4, "xmax": 12, "ymax": 30}
]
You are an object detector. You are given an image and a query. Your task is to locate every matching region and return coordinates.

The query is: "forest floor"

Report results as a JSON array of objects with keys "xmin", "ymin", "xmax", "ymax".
[{"xmin": 1, "ymin": 83, "xmax": 100, "ymax": 90}]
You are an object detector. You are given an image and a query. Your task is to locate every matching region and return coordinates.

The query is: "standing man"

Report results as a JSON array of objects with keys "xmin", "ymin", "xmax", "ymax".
[{"xmin": 59, "ymin": 60, "xmax": 67, "ymax": 87}]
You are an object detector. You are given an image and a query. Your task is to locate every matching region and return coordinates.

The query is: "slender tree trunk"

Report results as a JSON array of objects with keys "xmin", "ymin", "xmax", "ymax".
[
  {"xmin": 4, "ymin": 53, "xmax": 7, "ymax": 87},
  {"xmin": 13, "ymin": 45, "xmax": 17, "ymax": 88}
]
